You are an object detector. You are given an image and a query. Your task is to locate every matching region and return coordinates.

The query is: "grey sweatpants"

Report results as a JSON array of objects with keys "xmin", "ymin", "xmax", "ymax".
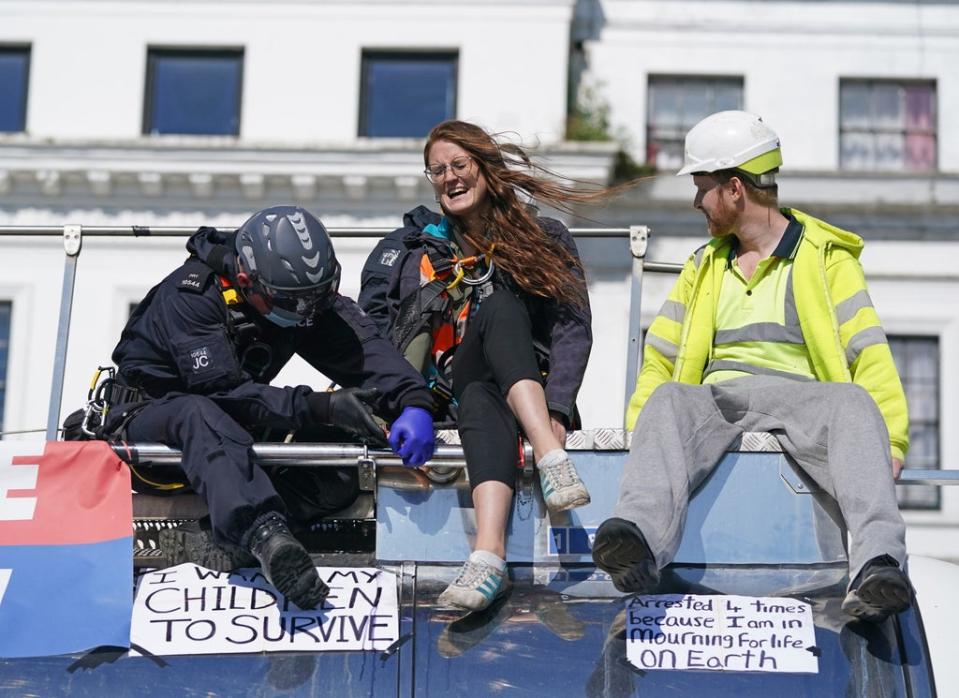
[{"xmin": 614, "ymin": 375, "xmax": 906, "ymax": 584}]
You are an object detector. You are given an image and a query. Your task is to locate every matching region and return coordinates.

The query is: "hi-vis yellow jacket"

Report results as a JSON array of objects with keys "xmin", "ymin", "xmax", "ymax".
[{"xmin": 626, "ymin": 208, "xmax": 909, "ymax": 461}]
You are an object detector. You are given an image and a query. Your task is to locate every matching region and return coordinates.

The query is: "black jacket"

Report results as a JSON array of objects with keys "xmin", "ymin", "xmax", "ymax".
[
  {"xmin": 112, "ymin": 226, "xmax": 433, "ymax": 429},
  {"xmin": 358, "ymin": 206, "xmax": 592, "ymax": 424}
]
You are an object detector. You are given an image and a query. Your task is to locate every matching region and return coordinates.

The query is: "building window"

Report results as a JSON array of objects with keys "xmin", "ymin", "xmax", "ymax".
[
  {"xmin": 839, "ymin": 79, "xmax": 936, "ymax": 172},
  {"xmin": 144, "ymin": 48, "xmax": 243, "ymax": 136},
  {"xmin": 646, "ymin": 76, "xmax": 743, "ymax": 171},
  {"xmin": 0, "ymin": 46, "xmax": 30, "ymax": 133},
  {"xmin": 889, "ymin": 336, "xmax": 940, "ymax": 510},
  {"xmin": 359, "ymin": 51, "xmax": 457, "ymax": 138},
  {"xmin": 0, "ymin": 302, "xmax": 10, "ymax": 430}
]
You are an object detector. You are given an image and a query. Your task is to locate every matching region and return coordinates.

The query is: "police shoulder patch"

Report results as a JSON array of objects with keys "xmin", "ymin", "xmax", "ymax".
[
  {"xmin": 379, "ymin": 247, "xmax": 401, "ymax": 267},
  {"xmin": 173, "ymin": 262, "xmax": 214, "ymax": 294}
]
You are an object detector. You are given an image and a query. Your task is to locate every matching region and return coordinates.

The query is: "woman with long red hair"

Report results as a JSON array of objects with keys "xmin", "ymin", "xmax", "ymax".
[{"xmin": 361, "ymin": 120, "xmax": 603, "ymax": 611}]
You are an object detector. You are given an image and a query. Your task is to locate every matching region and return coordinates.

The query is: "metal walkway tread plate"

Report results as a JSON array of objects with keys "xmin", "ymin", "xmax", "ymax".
[{"xmin": 440, "ymin": 428, "xmax": 784, "ymax": 452}]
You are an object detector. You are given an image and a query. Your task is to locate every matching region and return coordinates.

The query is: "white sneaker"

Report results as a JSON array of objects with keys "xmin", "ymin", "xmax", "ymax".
[
  {"xmin": 437, "ymin": 558, "xmax": 507, "ymax": 611},
  {"xmin": 539, "ymin": 457, "xmax": 591, "ymax": 512}
]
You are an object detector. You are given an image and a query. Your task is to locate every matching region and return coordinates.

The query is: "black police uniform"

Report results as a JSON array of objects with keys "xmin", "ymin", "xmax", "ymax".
[{"xmin": 107, "ymin": 226, "xmax": 433, "ymax": 547}]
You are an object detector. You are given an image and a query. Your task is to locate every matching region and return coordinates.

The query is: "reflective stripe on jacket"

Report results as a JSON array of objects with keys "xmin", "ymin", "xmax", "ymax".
[{"xmin": 626, "ymin": 208, "xmax": 909, "ymax": 461}]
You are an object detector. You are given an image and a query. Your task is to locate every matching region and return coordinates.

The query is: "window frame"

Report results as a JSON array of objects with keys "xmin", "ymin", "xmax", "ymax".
[
  {"xmin": 0, "ymin": 300, "xmax": 12, "ymax": 432},
  {"xmin": 645, "ymin": 74, "xmax": 744, "ymax": 170},
  {"xmin": 888, "ymin": 334, "xmax": 941, "ymax": 511},
  {"xmin": 142, "ymin": 46, "xmax": 245, "ymax": 137},
  {"xmin": 0, "ymin": 44, "xmax": 31, "ymax": 133},
  {"xmin": 838, "ymin": 77, "xmax": 938, "ymax": 173},
  {"xmin": 358, "ymin": 49, "xmax": 458, "ymax": 138}
]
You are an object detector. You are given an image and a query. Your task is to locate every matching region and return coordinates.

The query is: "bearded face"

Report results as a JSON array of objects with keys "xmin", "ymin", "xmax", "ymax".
[{"xmin": 692, "ymin": 174, "xmax": 739, "ymax": 238}]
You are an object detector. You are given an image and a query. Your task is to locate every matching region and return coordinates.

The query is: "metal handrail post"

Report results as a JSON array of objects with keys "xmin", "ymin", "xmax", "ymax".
[
  {"xmin": 45, "ymin": 225, "xmax": 82, "ymax": 440},
  {"xmin": 624, "ymin": 225, "xmax": 650, "ymax": 415},
  {"xmin": 896, "ymin": 469, "xmax": 959, "ymax": 486}
]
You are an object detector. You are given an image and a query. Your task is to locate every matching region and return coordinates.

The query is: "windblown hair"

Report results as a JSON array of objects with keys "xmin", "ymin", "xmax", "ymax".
[{"xmin": 424, "ymin": 120, "xmax": 616, "ymax": 308}]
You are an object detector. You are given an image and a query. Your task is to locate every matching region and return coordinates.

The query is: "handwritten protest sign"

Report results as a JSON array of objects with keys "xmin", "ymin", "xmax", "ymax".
[
  {"xmin": 626, "ymin": 594, "xmax": 818, "ymax": 674},
  {"xmin": 132, "ymin": 564, "xmax": 398, "ymax": 656}
]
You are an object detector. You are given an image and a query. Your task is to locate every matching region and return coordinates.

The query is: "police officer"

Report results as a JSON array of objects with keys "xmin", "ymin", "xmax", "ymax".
[{"xmin": 108, "ymin": 206, "xmax": 435, "ymax": 609}]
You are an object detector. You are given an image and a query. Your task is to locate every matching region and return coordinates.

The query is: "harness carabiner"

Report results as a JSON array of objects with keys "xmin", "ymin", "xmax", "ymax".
[
  {"xmin": 80, "ymin": 366, "xmax": 115, "ymax": 438},
  {"xmin": 454, "ymin": 258, "xmax": 495, "ymax": 287},
  {"xmin": 447, "ymin": 244, "xmax": 496, "ymax": 289}
]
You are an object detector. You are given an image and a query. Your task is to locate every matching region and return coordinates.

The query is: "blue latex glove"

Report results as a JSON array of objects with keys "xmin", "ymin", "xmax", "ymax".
[{"xmin": 388, "ymin": 406, "xmax": 435, "ymax": 467}]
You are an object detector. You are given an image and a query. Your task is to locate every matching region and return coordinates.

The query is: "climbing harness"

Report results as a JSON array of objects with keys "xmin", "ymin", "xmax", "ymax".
[
  {"xmin": 78, "ymin": 366, "xmax": 143, "ymax": 438},
  {"xmin": 446, "ymin": 244, "xmax": 496, "ymax": 290}
]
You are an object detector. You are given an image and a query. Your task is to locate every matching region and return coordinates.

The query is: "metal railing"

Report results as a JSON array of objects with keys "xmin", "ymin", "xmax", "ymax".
[
  {"xmin": 114, "ymin": 443, "xmax": 473, "ymax": 469},
  {"xmin": 0, "ymin": 223, "xmax": 659, "ymax": 439},
  {"xmin": 1, "ymin": 223, "xmax": 953, "ymax": 489}
]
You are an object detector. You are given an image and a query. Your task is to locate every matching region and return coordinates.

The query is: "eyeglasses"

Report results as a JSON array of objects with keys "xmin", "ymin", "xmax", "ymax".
[{"xmin": 424, "ymin": 156, "xmax": 473, "ymax": 183}]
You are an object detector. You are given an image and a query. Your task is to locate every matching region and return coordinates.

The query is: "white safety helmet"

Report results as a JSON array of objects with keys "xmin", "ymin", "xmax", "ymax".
[{"xmin": 676, "ymin": 110, "xmax": 782, "ymax": 187}]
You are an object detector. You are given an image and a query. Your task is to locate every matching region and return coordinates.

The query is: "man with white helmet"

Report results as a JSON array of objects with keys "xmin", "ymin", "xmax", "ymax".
[{"xmin": 592, "ymin": 111, "xmax": 912, "ymax": 623}]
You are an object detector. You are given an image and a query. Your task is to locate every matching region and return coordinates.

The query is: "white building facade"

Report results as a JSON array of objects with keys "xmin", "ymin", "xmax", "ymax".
[{"xmin": 0, "ymin": 0, "xmax": 956, "ymax": 559}]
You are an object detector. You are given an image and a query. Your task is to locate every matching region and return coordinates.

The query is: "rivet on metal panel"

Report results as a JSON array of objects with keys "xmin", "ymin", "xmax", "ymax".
[
  {"xmin": 63, "ymin": 224, "xmax": 82, "ymax": 257},
  {"xmin": 779, "ymin": 457, "xmax": 820, "ymax": 494},
  {"xmin": 629, "ymin": 225, "xmax": 649, "ymax": 258},
  {"xmin": 357, "ymin": 444, "xmax": 376, "ymax": 492}
]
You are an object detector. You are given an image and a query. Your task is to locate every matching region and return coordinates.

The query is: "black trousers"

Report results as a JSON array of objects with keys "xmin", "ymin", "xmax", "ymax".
[
  {"xmin": 111, "ymin": 393, "xmax": 282, "ymax": 547},
  {"xmin": 107, "ymin": 395, "xmax": 358, "ymax": 547},
  {"xmin": 452, "ymin": 290, "xmax": 543, "ymax": 489}
]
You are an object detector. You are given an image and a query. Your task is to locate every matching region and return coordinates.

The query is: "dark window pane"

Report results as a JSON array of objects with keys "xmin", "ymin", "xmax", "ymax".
[
  {"xmin": 875, "ymin": 132, "xmax": 905, "ymax": 170},
  {"xmin": 145, "ymin": 50, "xmax": 243, "ymax": 136},
  {"xmin": 873, "ymin": 83, "xmax": 904, "ymax": 130},
  {"xmin": 681, "ymin": 85, "xmax": 710, "ymax": 127},
  {"xmin": 360, "ymin": 52, "xmax": 457, "ymax": 137},
  {"xmin": 889, "ymin": 336, "xmax": 940, "ymax": 510},
  {"xmin": 905, "ymin": 84, "xmax": 935, "ymax": 131},
  {"xmin": 0, "ymin": 47, "xmax": 30, "ymax": 132},
  {"xmin": 713, "ymin": 83, "xmax": 741, "ymax": 113},
  {"xmin": 646, "ymin": 76, "xmax": 743, "ymax": 170},
  {"xmin": 649, "ymin": 82, "xmax": 681, "ymax": 126},
  {"xmin": 905, "ymin": 133, "xmax": 936, "ymax": 170},
  {"xmin": 839, "ymin": 79, "xmax": 936, "ymax": 172},
  {"xmin": 0, "ymin": 302, "xmax": 10, "ymax": 431},
  {"xmin": 840, "ymin": 132, "xmax": 874, "ymax": 171},
  {"xmin": 840, "ymin": 81, "xmax": 871, "ymax": 130}
]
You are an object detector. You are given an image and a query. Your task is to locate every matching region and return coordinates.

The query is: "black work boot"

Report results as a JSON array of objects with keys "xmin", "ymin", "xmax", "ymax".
[
  {"xmin": 591, "ymin": 517, "xmax": 660, "ymax": 594},
  {"xmin": 841, "ymin": 555, "xmax": 912, "ymax": 623},
  {"xmin": 247, "ymin": 513, "xmax": 329, "ymax": 610},
  {"xmin": 159, "ymin": 520, "xmax": 257, "ymax": 572}
]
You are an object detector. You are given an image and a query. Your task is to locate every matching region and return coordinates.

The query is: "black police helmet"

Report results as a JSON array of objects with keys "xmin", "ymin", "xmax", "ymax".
[{"xmin": 235, "ymin": 206, "xmax": 341, "ymax": 327}]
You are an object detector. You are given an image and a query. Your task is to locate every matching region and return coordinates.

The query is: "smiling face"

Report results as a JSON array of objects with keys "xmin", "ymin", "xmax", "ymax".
[
  {"xmin": 692, "ymin": 174, "xmax": 738, "ymax": 238},
  {"xmin": 427, "ymin": 139, "xmax": 490, "ymax": 224}
]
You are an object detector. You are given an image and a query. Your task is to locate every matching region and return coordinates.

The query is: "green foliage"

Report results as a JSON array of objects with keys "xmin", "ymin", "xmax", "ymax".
[
  {"xmin": 567, "ymin": 81, "xmax": 659, "ymax": 184},
  {"xmin": 611, "ymin": 150, "xmax": 656, "ymax": 185},
  {"xmin": 566, "ymin": 84, "xmax": 613, "ymax": 142}
]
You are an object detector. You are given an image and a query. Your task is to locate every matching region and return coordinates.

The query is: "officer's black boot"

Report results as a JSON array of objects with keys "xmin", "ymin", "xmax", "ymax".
[
  {"xmin": 247, "ymin": 513, "xmax": 329, "ymax": 610},
  {"xmin": 159, "ymin": 519, "xmax": 257, "ymax": 572}
]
